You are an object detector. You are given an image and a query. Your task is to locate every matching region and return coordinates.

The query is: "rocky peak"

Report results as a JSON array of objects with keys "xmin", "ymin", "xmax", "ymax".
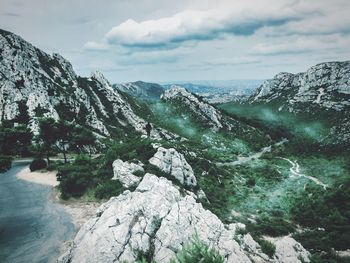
[
  {"xmin": 91, "ymin": 70, "xmax": 112, "ymax": 89},
  {"xmin": 162, "ymin": 86, "xmax": 226, "ymax": 131}
]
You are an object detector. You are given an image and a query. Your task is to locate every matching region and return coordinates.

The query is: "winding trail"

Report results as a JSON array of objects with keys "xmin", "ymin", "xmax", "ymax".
[
  {"xmin": 0, "ymin": 161, "xmax": 75, "ymax": 263},
  {"xmin": 217, "ymin": 139, "xmax": 288, "ymax": 167},
  {"xmin": 277, "ymin": 157, "xmax": 328, "ymax": 190}
]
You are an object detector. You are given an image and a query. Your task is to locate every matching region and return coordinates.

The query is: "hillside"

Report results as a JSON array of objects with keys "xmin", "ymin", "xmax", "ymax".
[
  {"xmin": 0, "ymin": 29, "xmax": 174, "ymax": 140},
  {"xmin": 230, "ymin": 62, "xmax": 350, "ymax": 147}
]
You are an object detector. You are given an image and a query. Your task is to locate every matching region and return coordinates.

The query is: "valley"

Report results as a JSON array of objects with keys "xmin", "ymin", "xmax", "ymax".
[{"xmin": 0, "ymin": 28, "xmax": 349, "ymax": 263}]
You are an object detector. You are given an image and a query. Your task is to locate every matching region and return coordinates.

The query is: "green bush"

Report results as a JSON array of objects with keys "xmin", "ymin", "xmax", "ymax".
[
  {"xmin": 29, "ymin": 158, "xmax": 47, "ymax": 171},
  {"xmin": 291, "ymin": 177, "xmax": 350, "ymax": 251},
  {"xmin": 0, "ymin": 155, "xmax": 12, "ymax": 173},
  {"xmin": 173, "ymin": 235, "xmax": 224, "ymax": 263},
  {"xmin": 57, "ymin": 155, "xmax": 98, "ymax": 199},
  {"xmin": 256, "ymin": 238, "xmax": 276, "ymax": 258},
  {"xmin": 94, "ymin": 180, "xmax": 125, "ymax": 199},
  {"xmin": 246, "ymin": 215, "xmax": 295, "ymax": 237}
]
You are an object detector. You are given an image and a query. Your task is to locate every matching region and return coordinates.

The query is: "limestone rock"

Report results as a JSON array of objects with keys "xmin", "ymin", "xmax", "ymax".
[
  {"xmin": 0, "ymin": 29, "xmax": 176, "ymax": 140},
  {"xmin": 149, "ymin": 147, "xmax": 197, "ymax": 188},
  {"xmin": 112, "ymin": 159, "xmax": 144, "ymax": 188},
  {"xmin": 60, "ymin": 174, "xmax": 310, "ymax": 263},
  {"xmin": 161, "ymin": 86, "xmax": 227, "ymax": 131},
  {"xmin": 265, "ymin": 236, "xmax": 310, "ymax": 263},
  {"xmin": 247, "ymin": 61, "xmax": 350, "ymax": 145},
  {"xmin": 60, "ymin": 174, "xmax": 250, "ymax": 263}
]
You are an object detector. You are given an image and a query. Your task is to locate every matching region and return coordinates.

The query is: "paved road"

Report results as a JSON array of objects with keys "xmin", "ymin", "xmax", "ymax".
[{"xmin": 0, "ymin": 161, "xmax": 75, "ymax": 263}]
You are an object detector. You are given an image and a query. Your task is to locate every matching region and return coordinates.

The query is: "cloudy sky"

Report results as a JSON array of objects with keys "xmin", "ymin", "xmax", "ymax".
[{"xmin": 1, "ymin": 0, "xmax": 350, "ymax": 82}]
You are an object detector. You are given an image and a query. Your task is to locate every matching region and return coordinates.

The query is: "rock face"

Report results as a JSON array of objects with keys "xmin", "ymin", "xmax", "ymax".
[
  {"xmin": 161, "ymin": 86, "xmax": 229, "ymax": 131},
  {"xmin": 247, "ymin": 61, "xmax": 350, "ymax": 145},
  {"xmin": 61, "ymin": 174, "xmax": 309, "ymax": 263},
  {"xmin": 149, "ymin": 147, "xmax": 197, "ymax": 188},
  {"xmin": 112, "ymin": 159, "xmax": 144, "ymax": 188},
  {"xmin": 0, "ymin": 29, "xmax": 175, "ymax": 140},
  {"xmin": 113, "ymin": 81, "xmax": 164, "ymax": 101},
  {"xmin": 265, "ymin": 236, "xmax": 310, "ymax": 263},
  {"xmin": 249, "ymin": 62, "xmax": 350, "ymax": 113}
]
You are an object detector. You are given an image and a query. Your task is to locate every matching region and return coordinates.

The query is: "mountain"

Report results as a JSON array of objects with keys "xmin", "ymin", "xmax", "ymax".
[
  {"xmin": 160, "ymin": 86, "xmax": 266, "ymax": 143},
  {"xmin": 163, "ymin": 80, "xmax": 261, "ymax": 104},
  {"xmin": 0, "ymin": 29, "xmax": 174, "ymax": 140},
  {"xmin": 113, "ymin": 81, "xmax": 164, "ymax": 100},
  {"xmin": 247, "ymin": 61, "xmax": 350, "ymax": 146},
  {"xmin": 248, "ymin": 62, "xmax": 350, "ymax": 113}
]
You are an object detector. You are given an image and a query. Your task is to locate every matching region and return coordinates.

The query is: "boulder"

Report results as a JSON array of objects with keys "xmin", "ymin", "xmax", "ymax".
[
  {"xmin": 112, "ymin": 159, "xmax": 144, "ymax": 188},
  {"xmin": 149, "ymin": 147, "xmax": 197, "ymax": 188}
]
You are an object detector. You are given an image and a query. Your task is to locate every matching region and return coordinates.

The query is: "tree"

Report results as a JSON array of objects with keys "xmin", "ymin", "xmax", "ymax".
[
  {"xmin": 0, "ymin": 124, "xmax": 32, "ymax": 156},
  {"xmin": 55, "ymin": 120, "xmax": 74, "ymax": 163},
  {"xmin": 37, "ymin": 118, "xmax": 57, "ymax": 165},
  {"xmin": 71, "ymin": 126, "xmax": 96, "ymax": 154}
]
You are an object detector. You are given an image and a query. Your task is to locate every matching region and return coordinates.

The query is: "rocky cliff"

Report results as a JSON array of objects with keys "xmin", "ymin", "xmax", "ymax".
[
  {"xmin": 248, "ymin": 62, "xmax": 350, "ymax": 113},
  {"xmin": 247, "ymin": 61, "xmax": 350, "ymax": 145},
  {"xmin": 0, "ymin": 29, "xmax": 174, "ymax": 140}
]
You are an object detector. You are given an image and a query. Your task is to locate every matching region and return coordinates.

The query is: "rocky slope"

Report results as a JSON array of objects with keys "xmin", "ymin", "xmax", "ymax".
[
  {"xmin": 0, "ymin": 29, "xmax": 174, "ymax": 140},
  {"xmin": 248, "ymin": 62, "xmax": 350, "ymax": 113},
  {"xmin": 58, "ymin": 145, "xmax": 310, "ymax": 263},
  {"xmin": 247, "ymin": 61, "xmax": 350, "ymax": 145},
  {"xmin": 59, "ymin": 173, "xmax": 309, "ymax": 263},
  {"xmin": 113, "ymin": 81, "xmax": 164, "ymax": 101}
]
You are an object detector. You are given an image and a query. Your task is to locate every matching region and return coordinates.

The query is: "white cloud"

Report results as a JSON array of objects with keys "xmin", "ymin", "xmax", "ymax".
[{"xmin": 89, "ymin": 0, "xmax": 306, "ymax": 50}]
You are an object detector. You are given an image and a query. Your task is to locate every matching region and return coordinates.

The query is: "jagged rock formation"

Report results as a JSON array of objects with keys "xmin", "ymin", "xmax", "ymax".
[
  {"xmin": 161, "ymin": 86, "xmax": 228, "ymax": 131},
  {"xmin": 60, "ymin": 174, "xmax": 309, "ymax": 263},
  {"xmin": 149, "ymin": 147, "xmax": 197, "ymax": 188},
  {"xmin": 248, "ymin": 61, "xmax": 350, "ymax": 145},
  {"xmin": 0, "ymin": 29, "xmax": 175, "ymax": 140},
  {"xmin": 113, "ymin": 81, "xmax": 164, "ymax": 101},
  {"xmin": 112, "ymin": 159, "xmax": 144, "ymax": 188}
]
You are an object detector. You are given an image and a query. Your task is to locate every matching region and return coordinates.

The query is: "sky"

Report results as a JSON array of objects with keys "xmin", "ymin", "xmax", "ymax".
[{"xmin": 1, "ymin": 0, "xmax": 350, "ymax": 83}]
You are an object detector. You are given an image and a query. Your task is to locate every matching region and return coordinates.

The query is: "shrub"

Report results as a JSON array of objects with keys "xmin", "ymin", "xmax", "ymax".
[
  {"xmin": 57, "ymin": 155, "xmax": 97, "ymax": 199},
  {"xmin": 94, "ymin": 180, "xmax": 125, "ymax": 199},
  {"xmin": 256, "ymin": 238, "xmax": 276, "ymax": 258},
  {"xmin": 291, "ymin": 177, "xmax": 350, "ymax": 251},
  {"xmin": 29, "ymin": 158, "xmax": 47, "ymax": 172},
  {"xmin": 173, "ymin": 235, "xmax": 224, "ymax": 263},
  {"xmin": 246, "ymin": 215, "xmax": 295, "ymax": 237},
  {"xmin": 0, "ymin": 155, "xmax": 12, "ymax": 173}
]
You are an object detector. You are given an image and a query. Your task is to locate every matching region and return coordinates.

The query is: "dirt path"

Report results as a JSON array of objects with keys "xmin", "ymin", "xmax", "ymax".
[
  {"xmin": 217, "ymin": 139, "xmax": 288, "ymax": 167},
  {"xmin": 278, "ymin": 157, "xmax": 328, "ymax": 190}
]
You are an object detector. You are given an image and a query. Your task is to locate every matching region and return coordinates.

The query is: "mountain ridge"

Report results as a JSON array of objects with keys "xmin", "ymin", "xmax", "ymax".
[{"xmin": 0, "ymin": 29, "xmax": 175, "ymax": 140}]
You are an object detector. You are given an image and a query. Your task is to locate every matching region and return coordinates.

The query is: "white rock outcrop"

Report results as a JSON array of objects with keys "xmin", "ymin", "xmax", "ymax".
[
  {"xmin": 112, "ymin": 159, "xmax": 144, "ymax": 188},
  {"xmin": 60, "ymin": 174, "xmax": 309, "ymax": 263},
  {"xmin": 265, "ymin": 236, "xmax": 310, "ymax": 263},
  {"xmin": 149, "ymin": 147, "xmax": 197, "ymax": 188},
  {"xmin": 161, "ymin": 86, "xmax": 227, "ymax": 131}
]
